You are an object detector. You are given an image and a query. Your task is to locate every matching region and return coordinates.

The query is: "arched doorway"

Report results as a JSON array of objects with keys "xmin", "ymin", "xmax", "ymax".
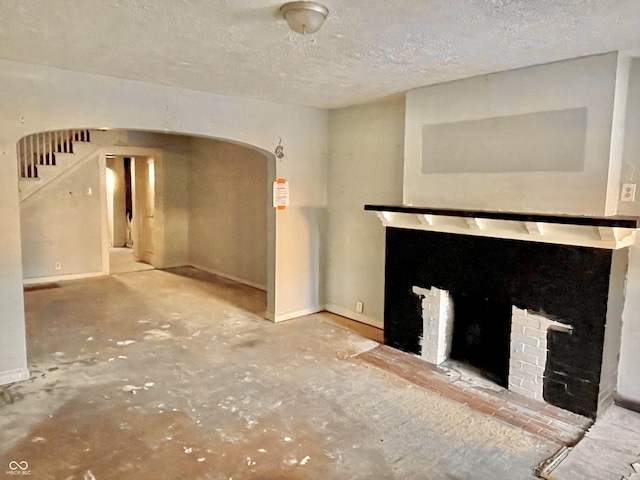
[
  {"xmin": 16, "ymin": 128, "xmax": 276, "ymax": 321},
  {"xmin": 0, "ymin": 62, "xmax": 327, "ymax": 385}
]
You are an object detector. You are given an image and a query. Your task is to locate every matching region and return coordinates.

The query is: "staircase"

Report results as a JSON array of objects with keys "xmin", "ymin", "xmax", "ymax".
[{"xmin": 17, "ymin": 129, "xmax": 102, "ymax": 201}]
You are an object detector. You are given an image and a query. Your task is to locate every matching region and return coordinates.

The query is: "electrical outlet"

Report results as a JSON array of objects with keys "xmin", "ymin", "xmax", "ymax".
[
  {"xmin": 356, "ymin": 301, "xmax": 364, "ymax": 314},
  {"xmin": 55, "ymin": 262, "xmax": 61, "ymax": 271},
  {"xmin": 621, "ymin": 183, "xmax": 636, "ymax": 202}
]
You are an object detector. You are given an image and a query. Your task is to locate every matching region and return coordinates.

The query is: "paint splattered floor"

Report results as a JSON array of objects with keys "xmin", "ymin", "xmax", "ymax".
[{"xmin": 1, "ymin": 267, "xmax": 561, "ymax": 479}]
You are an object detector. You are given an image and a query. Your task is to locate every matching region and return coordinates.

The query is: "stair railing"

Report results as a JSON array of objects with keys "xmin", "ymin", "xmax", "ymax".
[{"xmin": 17, "ymin": 129, "xmax": 92, "ymax": 179}]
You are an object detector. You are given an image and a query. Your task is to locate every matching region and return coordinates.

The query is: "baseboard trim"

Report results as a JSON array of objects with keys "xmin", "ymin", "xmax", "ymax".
[
  {"xmin": 188, "ymin": 264, "xmax": 267, "ymax": 292},
  {"xmin": 614, "ymin": 393, "xmax": 640, "ymax": 414},
  {"xmin": 324, "ymin": 304, "xmax": 384, "ymax": 329},
  {"xmin": 272, "ymin": 306, "xmax": 322, "ymax": 323},
  {"xmin": 23, "ymin": 270, "xmax": 105, "ymax": 285},
  {"xmin": 0, "ymin": 367, "xmax": 30, "ymax": 386}
]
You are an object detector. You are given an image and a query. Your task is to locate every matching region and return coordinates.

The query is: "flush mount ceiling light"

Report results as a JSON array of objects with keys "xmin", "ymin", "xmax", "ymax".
[{"xmin": 280, "ymin": 1, "xmax": 329, "ymax": 35}]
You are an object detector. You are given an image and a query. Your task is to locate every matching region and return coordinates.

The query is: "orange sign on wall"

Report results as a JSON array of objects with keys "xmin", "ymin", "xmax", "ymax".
[{"xmin": 273, "ymin": 178, "xmax": 289, "ymax": 210}]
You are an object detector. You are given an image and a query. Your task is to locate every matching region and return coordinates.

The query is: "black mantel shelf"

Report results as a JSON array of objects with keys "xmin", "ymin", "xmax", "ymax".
[{"xmin": 364, "ymin": 204, "xmax": 640, "ymax": 229}]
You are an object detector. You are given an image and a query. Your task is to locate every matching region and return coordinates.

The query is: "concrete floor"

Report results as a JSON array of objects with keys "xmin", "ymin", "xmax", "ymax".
[
  {"xmin": 540, "ymin": 405, "xmax": 640, "ymax": 480},
  {"xmin": 109, "ymin": 247, "xmax": 155, "ymax": 274},
  {"xmin": 1, "ymin": 267, "xmax": 561, "ymax": 479}
]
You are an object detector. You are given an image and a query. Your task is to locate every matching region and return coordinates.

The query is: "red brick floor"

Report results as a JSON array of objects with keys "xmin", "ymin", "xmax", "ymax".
[{"xmin": 358, "ymin": 345, "xmax": 592, "ymax": 446}]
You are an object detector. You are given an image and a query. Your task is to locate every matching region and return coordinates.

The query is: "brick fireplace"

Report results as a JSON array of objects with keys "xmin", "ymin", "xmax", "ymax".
[
  {"xmin": 373, "ymin": 52, "xmax": 640, "ymax": 419},
  {"xmin": 366, "ymin": 206, "xmax": 638, "ymax": 419},
  {"xmin": 411, "ymin": 285, "xmax": 572, "ymax": 401}
]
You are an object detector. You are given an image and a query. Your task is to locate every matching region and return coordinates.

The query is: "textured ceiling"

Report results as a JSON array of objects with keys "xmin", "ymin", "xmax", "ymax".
[{"xmin": 1, "ymin": 0, "xmax": 639, "ymax": 109}]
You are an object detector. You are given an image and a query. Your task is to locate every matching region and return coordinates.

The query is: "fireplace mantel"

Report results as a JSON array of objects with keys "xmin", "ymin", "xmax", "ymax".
[{"xmin": 365, "ymin": 204, "xmax": 640, "ymax": 250}]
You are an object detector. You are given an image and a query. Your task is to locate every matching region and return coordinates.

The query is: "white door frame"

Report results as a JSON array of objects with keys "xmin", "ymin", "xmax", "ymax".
[{"xmin": 99, "ymin": 146, "xmax": 163, "ymax": 275}]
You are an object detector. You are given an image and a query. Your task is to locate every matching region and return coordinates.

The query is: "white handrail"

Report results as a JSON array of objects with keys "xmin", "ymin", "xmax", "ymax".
[{"xmin": 16, "ymin": 129, "xmax": 92, "ymax": 179}]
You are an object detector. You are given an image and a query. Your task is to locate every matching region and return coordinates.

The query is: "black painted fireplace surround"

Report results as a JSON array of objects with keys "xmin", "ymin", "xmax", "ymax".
[{"xmin": 382, "ymin": 226, "xmax": 628, "ymax": 418}]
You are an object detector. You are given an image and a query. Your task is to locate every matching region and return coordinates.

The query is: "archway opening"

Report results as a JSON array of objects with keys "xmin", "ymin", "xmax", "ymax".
[{"xmin": 17, "ymin": 128, "xmax": 275, "ymax": 320}]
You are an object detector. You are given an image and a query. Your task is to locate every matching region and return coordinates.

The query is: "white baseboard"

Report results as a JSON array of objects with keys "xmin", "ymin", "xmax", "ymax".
[
  {"xmin": 272, "ymin": 306, "xmax": 322, "ymax": 323},
  {"xmin": 24, "ymin": 270, "xmax": 105, "ymax": 285},
  {"xmin": 0, "ymin": 367, "xmax": 30, "ymax": 386},
  {"xmin": 188, "ymin": 263, "xmax": 267, "ymax": 292},
  {"xmin": 324, "ymin": 304, "xmax": 384, "ymax": 329}
]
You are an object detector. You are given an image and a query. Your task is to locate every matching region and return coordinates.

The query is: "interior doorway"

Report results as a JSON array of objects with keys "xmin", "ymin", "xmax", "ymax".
[
  {"xmin": 106, "ymin": 154, "xmax": 154, "ymax": 274},
  {"xmin": 96, "ymin": 135, "xmax": 275, "ymax": 320},
  {"xmin": 106, "ymin": 155, "xmax": 131, "ymax": 249}
]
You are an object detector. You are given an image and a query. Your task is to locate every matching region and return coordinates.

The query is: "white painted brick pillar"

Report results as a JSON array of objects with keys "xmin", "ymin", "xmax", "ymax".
[
  {"xmin": 412, "ymin": 286, "xmax": 454, "ymax": 365},
  {"xmin": 509, "ymin": 307, "xmax": 573, "ymax": 401}
]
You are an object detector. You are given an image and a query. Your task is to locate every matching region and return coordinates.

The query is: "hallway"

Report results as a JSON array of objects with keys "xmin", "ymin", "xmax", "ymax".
[
  {"xmin": 109, "ymin": 247, "xmax": 154, "ymax": 275},
  {"xmin": 2, "ymin": 268, "xmax": 561, "ymax": 479}
]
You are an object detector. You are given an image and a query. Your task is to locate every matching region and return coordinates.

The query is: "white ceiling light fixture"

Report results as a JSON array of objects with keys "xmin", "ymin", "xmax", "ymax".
[{"xmin": 280, "ymin": 1, "xmax": 329, "ymax": 35}]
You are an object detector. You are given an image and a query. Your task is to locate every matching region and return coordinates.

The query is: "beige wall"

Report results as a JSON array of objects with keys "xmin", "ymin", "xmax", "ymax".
[
  {"xmin": 21, "ymin": 157, "xmax": 103, "ymax": 279},
  {"xmin": 188, "ymin": 138, "xmax": 268, "ymax": 290},
  {"xmin": 404, "ymin": 52, "xmax": 622, "ymax": 216},
  {"xmin": 324, "ymin": 97, "xmax": 405, "ymax": 327},
  {"xmin": 160, "ymin": 151, "xmax": 189, "ymax": 269},
  {"xmin": 0, "ymin": 144, "xmax": 28, "ymax": 385},
  {"xmin": 617, "ymin": 58, "xmax": 640, "ymax": 404},
  {"xmin": 617, "ymin": 58, "xmax": 640, "ymax": 217}
]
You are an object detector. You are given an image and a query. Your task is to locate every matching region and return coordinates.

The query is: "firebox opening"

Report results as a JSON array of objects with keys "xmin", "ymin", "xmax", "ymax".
[{"xmin": 449, "ymin": 293, "xmax": 512, "ymax": 388}]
